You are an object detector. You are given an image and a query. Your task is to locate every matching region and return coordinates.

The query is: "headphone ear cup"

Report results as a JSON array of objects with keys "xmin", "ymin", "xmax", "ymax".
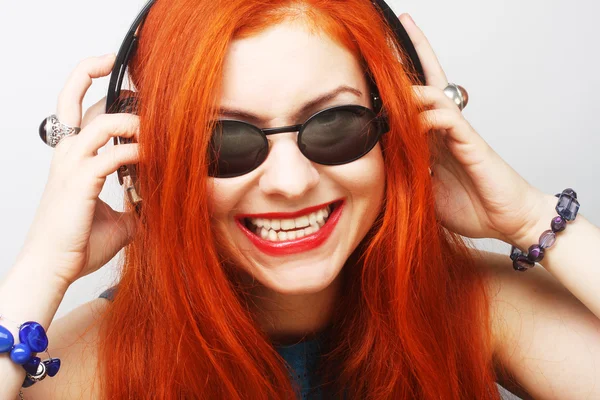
[
  {"xmin": 115, "ymin": 95, "xmax": 140, "ymax": 115},
  {"xmin": 113, "ymin": 95, "xmax": 140, "ymax": 147},
  {"xmin": 113, "ymin": 93, "xmax": 143, "ymax": 206}
]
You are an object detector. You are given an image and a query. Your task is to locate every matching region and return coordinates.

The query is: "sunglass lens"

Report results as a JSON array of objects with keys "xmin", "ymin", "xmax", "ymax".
[
  {"xmin": 209, "ymin": 120, "xmax": 268, "ymax": 178},
  {"xmin": 299, "ymin": 106, "xmax": 381, "ymax": 165}
]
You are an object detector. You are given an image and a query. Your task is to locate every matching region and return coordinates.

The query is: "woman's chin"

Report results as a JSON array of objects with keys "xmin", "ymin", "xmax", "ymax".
[{"xmin": 250, "ymin": 259, "xmax": 343, "ymax": 295}]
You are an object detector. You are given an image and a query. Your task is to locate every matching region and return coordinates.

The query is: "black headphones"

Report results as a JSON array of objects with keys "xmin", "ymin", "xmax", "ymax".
[{"xmin": 107, "ymin": 0, "xmax": 426, "ymax": 209}]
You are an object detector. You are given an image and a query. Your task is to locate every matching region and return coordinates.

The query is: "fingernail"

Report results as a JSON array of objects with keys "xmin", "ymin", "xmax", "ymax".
[
  {"xmin": 405, "ymin": 13, "xmax": 415, "ymax": 25},
  {"xmin": 102, "ymin": 53, "xmax": 116, "ymax": 59}
]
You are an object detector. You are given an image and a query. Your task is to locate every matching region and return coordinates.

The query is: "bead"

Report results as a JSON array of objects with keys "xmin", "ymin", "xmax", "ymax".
[
  {"xmin": 0, "ymin": 325, "xmax": 15, "ymax": 353},
  {"xmin": 513, "ymin": 255, "xmax": 535, "ymax": 271},
  {"xmin": 562, "ymin": 188, "xmax": 577, "ymax": 199},
  {"xmin": 10, "ymin": 343, "xmax": 32, "ymax": 364},
  {"xmin": 539, "ymin": 230, "xmax": 556, "ymax": 249},
  {"xmin": 23, "ymin": 356, "xmax": 41, "ymax": 375},
  {"xmin": 556, "ymin": 192, "xmax": 580, "ymax": 221},
  {"xmin": 551, "ymin": 216, "xmax": 566, "ymax": 233},
  {"xmin": 22, "ymin": 375, "xmax": 36, "ymax": 388},
  {"xmin": 509, "ymin": 246, "xmax": 524, "ymax": 261},
  {"xmin": 527, "ymin": 244, "xmax": 545, "ymax": 262},
  {"xmin": 19, "ymin": 321, "xmax": 48, "ymax": 353},
  {"xmin": 44, "ymin": 357, "xmax": 61, "ymax": 377}
]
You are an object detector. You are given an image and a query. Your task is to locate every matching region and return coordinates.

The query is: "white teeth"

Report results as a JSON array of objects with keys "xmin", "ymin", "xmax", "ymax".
[
  {"xmin": 280, "ymin": 219, "xmax": 295, "ymax": 230},
  {"xmin": 277, "ymin": 231, "xmax": 288, "ymax": 241},
  {"xmin": 305, "ymin": 224, "xmax": 321, "ymax": 236},
  {"xmin": 268, "ymin": 230, "xmax": 277, "ymax": 241},
  {"xmin": 316, "ymin": 209, "xmax": 325, "ymax": 224},
  {"xmin": 247, "ymin": 203, "xmax": 336, "ymax": 241},
  {"xmin": 294, "ymin": 215, "xmax": 310, "ymax": 229},
  {"xmin": 271, "ymin": 219, "xmax": 281, "ymax": 231},
  {"xmin": 260, "ymin": 227, "xmax": 269, "ymax": 239}
]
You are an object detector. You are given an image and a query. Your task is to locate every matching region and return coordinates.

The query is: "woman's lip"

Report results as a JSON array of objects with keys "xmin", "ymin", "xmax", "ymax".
[
  {"xmin": 235, "ymin": 201, "xmax": 345, "ymax": 256},
  {"xmin": 235, "ymin": 198, "xmax": 343, "ymax": 220}
]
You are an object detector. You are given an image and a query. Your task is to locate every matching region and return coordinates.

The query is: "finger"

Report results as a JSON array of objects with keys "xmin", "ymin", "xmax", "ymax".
[
  {"xmin": 412, "ymin": 86, "xmax": 461, "ymax": 112},
  {"xmin": 88, "ymin": 143, "xmax": 140, "ymax": 178},
  {"xmin": 399, "ymin": 14, "xmax": 448, "ymax": 89},
  {"xmin": 82, "ymin": 90, "xmax": 137, "ymax": 129},
  {"xmin": 76, "ymin": 113, "xmax": 140, "ymax": 157},
  {"xmin": 56, "ymin": 54, "xmax": 116, "ymax": 128},
  {"xmin": 421, "ymin": 109, "xmax": 485, "ymax": 148},
  {"xmin": 81, "ymin": 97, "xmax": 107, "ymax": 129}
]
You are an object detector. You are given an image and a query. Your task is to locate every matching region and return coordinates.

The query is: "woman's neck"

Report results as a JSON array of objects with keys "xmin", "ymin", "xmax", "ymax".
[{"xmin": 249, "ymin": 273, "xmax": 343, "ymax": 345}]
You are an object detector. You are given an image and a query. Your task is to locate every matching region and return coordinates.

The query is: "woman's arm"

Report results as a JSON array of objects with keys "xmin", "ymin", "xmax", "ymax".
[
  {"xmin": 489, "ymin": 192, "xmax": 600, "ymax": 398},
  {"xmin": 0, "ymin": 255, "xmax": 70, "ymax": 399},
  {"xmin": 505, "ymin": 192, "xmax": 600, "ymax": 319},
  {"xmin": 480, "ymin": 249, "xmax": 600, "ymax": 399},
  {"xmin": 22, "ymin": 297, "xmax": 110, "ymax": 400}
]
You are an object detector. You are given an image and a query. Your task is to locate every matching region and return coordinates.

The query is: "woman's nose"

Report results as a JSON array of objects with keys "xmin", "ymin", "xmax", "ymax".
[{"xmin": 258, "ymin": 134, "xmax": 319, "ymax": 199}]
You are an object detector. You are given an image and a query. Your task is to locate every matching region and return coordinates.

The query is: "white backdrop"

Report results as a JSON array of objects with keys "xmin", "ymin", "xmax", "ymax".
[{"xmin": 0, "ymin": 0, "xmax": 598, "ymax": 326}]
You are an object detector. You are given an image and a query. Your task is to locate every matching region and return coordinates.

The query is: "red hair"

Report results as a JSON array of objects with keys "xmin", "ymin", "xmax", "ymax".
[{"xmin": 97, "ymin": 0, "xmax": 500, "ymax": 398}]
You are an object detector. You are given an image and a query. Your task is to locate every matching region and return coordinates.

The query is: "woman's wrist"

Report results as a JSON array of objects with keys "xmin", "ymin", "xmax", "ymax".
[
  {"xmin": 500, "ymin": 192, "xmax": 559, "ymax": 255},
  {"xmin": 0, "ymin": 254, "xmax": 70, "ymax": 335}
]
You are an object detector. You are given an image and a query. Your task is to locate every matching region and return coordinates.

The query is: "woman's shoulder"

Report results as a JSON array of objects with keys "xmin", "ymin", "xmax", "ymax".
[{"xmin": 22, "ymin": 296, "xmax": 111, "ymax": 400}]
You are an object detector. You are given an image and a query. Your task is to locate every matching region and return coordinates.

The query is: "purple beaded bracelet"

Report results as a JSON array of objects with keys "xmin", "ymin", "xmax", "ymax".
[{"xmin": 510, "ymin": 188, "xmax": 580, "ymax": 271}]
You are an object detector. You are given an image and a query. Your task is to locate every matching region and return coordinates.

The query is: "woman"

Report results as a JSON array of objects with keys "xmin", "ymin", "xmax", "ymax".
[{"xmin": 1, "ymin": 0, "xmax": 599, "ymax": 398}]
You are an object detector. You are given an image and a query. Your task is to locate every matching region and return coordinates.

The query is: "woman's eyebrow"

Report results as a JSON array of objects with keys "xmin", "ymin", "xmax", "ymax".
[{"xmin": 218, "ymin": 85, "xmax": 363, "ymax": 123}]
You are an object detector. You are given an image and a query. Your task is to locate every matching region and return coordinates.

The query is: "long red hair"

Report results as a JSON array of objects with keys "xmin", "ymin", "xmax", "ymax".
[{"xmin": 97, "ymin": 0, "xmax": 499, "ymax": 398}]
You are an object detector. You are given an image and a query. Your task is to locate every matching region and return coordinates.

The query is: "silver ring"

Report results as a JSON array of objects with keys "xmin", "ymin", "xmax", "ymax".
[
  {"xmin": 443, "ymin": 83, "xmax": 469, "ymax": 111},
  {"xmin": 38, "ymin": 114, "xmax": 81, "ymax": 148}
]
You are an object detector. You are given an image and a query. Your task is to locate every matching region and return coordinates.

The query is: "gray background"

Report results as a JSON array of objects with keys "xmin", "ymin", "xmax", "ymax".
[{"xmin": 0, "ymin": 2, "xmax": 598, "ymax": 397}]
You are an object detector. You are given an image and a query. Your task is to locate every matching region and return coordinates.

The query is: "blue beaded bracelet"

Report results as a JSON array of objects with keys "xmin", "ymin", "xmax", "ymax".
[
  {"xmin": 0, "ymin": 314, "xmax": 61, "ymax": 390},
  {"xmin": 510, "ymin": 188, "xmax": 580, "ymax": 271}
]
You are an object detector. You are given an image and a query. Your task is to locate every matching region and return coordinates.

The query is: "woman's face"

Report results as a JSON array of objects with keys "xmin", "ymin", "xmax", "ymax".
[{"xmin": 209, "ymin": 20, "xmax": 385, "ymax": 294}]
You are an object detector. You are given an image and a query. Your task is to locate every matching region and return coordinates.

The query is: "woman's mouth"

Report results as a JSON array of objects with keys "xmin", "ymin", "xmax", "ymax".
[
  {"xmin": 235, "ymin": 200, "xmax": 344, "ymax": 256},
  {"xmin": 244, "ymin": 202, "xmax": 335, "ymax": 241}
]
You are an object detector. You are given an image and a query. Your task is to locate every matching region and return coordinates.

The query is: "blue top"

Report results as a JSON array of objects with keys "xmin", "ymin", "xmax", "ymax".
[{"xmin": 98, "ymin": 286, "xmax": 515, "ymax": 400}]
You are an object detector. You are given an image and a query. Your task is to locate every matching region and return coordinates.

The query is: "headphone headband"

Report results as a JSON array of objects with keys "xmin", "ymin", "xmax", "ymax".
[
  {"xmin": 106, "ymin": 0, "xmax": 156, "ymax": 110},
  {"xmin": 107, "ymin": 0, "xmax": 424, "ymax": 112}
]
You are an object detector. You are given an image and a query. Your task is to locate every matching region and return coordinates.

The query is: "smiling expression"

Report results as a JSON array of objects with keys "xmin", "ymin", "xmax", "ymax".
[{"xmin": 209, "ymin": 20, "xmax": 385, "ymax": 294}]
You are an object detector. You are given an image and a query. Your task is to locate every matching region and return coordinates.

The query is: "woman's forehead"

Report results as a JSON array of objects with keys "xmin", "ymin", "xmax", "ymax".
[{"xmin": 219, "ymin": 21, "xmax": 370, "ymax": 123}]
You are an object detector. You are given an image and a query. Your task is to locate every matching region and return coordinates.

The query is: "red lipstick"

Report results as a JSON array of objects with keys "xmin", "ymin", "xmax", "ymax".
[{"xmin": 235, "ymin": 200, "xmax": 344, "ymax": 256}]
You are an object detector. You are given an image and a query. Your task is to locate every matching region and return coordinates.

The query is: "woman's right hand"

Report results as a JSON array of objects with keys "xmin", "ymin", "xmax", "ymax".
[{"xmin": 18, "ymin": 54, "xmax": 141, "ymax": 288}]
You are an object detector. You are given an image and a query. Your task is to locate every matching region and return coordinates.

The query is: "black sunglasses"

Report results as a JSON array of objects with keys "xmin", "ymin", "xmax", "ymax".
[{"xmin": 209, "ymin": 100, "xmax": 389, "ymax": 178}]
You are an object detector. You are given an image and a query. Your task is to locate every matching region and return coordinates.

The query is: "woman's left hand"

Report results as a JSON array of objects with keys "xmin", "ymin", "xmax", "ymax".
[{"xmin": 400, "ymin": 13, "xmax": 551, "ymax": 245}]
